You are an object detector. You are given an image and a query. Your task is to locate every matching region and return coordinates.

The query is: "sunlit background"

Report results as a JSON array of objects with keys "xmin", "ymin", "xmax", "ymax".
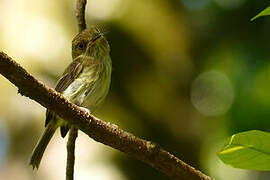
[{"xmin": 0, "ymin": 0, "xmax": 270, "ymax": 179}]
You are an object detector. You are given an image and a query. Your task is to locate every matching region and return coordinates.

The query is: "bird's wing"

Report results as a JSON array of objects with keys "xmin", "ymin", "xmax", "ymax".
[
  {"xmin": 55, "ymin": 60, "xmax": 84, "ymax": 93},
  {"xmin": 45, "ymin": 59, "xmax": 84, "ymax": 127}
]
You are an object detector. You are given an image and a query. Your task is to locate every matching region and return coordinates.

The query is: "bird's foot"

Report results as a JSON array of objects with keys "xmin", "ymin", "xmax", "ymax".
[{"xmin": 79, "ymin": 106, "xmax": 91, "ymax": 114}]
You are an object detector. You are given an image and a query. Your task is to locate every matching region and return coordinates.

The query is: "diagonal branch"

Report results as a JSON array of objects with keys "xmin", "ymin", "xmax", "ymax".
[{"xmin": 0, "ymin": 51, "xmax": 214, "ymax": 180}]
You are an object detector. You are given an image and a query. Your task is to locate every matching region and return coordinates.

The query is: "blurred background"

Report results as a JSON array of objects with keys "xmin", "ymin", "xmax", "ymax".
[{"xmin": 0, "ymin": 0, "xmax": 270, "ymax": 179}]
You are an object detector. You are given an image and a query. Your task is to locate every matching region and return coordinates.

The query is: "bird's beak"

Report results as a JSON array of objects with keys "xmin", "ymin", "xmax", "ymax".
[{"xmin": 92, "ymin": 32, "xmax": 103, "ymax": 42}]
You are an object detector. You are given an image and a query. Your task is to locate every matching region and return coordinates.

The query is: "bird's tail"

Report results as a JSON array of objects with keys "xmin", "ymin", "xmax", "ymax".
[{"xmin": 30, "ymin": 121, "xmax": 58, "ymax": 169}]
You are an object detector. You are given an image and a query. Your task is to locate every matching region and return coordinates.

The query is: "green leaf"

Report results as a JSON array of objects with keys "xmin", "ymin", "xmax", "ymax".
[
  {"xmin": 218, "ymin": 130, "xmax": 270, "ymax": 171},
  {"xmin": 251, "ymin": 7, "xmax": 270, "ymax": 21}
]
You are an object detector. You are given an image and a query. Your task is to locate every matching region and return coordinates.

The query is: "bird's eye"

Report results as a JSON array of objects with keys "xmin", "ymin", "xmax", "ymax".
[{"xmin": 78, "ymin": 43, "xmax": 85, "ymax": 49}]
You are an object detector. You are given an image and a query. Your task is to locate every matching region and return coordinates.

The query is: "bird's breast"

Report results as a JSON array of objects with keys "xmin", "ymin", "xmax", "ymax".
[{"xmin": 62, "ymin": 62, "xmax": 111, "ymax": 112}]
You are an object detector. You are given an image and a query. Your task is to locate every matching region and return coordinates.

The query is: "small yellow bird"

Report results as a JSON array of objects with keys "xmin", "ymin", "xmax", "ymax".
[{"xmin": 30, "ymin": 27, "xmax": 112, "ymax": 169}]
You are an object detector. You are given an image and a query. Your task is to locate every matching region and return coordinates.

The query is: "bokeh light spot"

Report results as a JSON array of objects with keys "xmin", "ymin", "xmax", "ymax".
[
  {"xmin": 191, "ymin": 71, "xmax": 234, "ymax": 116},
  {"xmin": 22, "ymin": 18, "xmax": 67, "ymax": 61},
  {"xmin": 2, "ymin": 15, "xmax": 67, "ymax": 62}
]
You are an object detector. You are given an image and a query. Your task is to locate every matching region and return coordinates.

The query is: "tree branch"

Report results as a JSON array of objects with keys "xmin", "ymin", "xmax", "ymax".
[
  {"xmin": 66, "ymin": 0, "xmax": 88, "ymax": 179},
  {"xmin": 76, "ymin": 0, "xmax": 87, "ymax": 32},
  {"xmin": 66, "ymin": 127, "xmax": 78, "ymax": 180},
  {"xmin": 0, "ymin": 51, "xmax": 214, "ymax": 180}
]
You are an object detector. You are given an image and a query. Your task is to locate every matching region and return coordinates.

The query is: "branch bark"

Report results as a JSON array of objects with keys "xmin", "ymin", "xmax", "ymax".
[
  {"xmin": 76, "ymin": 0, "xmax": 87, "ymax": 32},
  {"xmin": 66, "ymin": 127, "xmax": 78, "ymax": 180},
  {"xmin": 0, "ymin": 51, "xmax": 214, "ymax": 180}
]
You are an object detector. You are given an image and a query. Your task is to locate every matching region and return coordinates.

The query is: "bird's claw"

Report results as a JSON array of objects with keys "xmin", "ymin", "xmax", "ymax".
[{"xmin": 79, "ymin": 106, "xmax": 91, "ymax": 114}]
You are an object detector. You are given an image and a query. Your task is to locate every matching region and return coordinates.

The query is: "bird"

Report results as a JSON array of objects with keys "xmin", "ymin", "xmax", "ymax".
[{"xmin": 30, "ymin": 26, "xmax": 112, "ymax": 169}]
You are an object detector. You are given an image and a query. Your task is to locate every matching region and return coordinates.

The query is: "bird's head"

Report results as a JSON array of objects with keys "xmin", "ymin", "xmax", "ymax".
[{"xmin": 72, "ymin": 27, "xmax": 110, "ymax": 59}]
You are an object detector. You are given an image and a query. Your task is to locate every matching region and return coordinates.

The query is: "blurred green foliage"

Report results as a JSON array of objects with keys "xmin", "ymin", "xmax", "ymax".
[{"xmin": 217, "ymin": 6, "xmax": 270, "ymax": 173}]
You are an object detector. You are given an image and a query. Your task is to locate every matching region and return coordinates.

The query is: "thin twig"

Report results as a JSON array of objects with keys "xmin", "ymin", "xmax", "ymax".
[
  {"xmin": 66, "ymin": 127, "xmax": 78, "ymax": 180},
  {"xmin": 0, "ymin": 51, "xmax": 214, "ymax": 180},
  {"xmin": 66, "ymin": 0, "xmax": 88, "ymax": 179},
  {"xmin": 76, "ymin": 0, "xmax": 87, "ymax": 32}
]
